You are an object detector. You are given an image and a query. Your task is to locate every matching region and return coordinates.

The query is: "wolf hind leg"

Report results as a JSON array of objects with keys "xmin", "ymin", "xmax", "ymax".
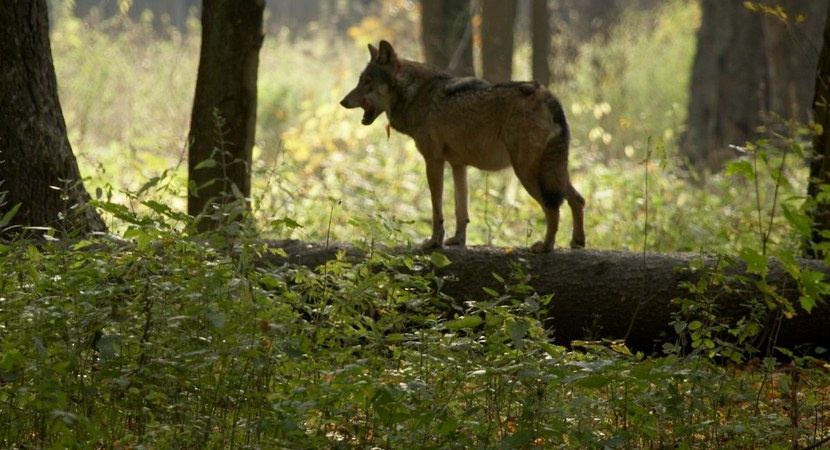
[
  {"xmin": 530, "ymin": 206, "xmax": 559, "ymax": 253},
  {"xmin": 567, "ymin": 186, "xmax": 586, "ymax": 249},
  {"xmin": 510, "ymin": 167, "xmax": 561, "ymax": 252}
]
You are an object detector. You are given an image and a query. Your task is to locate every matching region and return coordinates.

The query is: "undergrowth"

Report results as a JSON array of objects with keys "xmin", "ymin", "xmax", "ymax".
[{"xmin": 2, "ymin": 198, "xmax": 830, "ymax": 448}]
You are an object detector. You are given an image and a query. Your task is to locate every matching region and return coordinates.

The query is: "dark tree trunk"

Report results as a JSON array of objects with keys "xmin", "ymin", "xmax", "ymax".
[
  {"xmin": 682, "ymin": 1, "xmax": 827, "ymax": 173},
  {"xmin": 263, "ymin": 242, "xmax": 830, "ymax": 354},
  {"xmin": 531, "ymin": 0, "xmax": 551, "ymax": 86},
  {"xmin": 762, "ymin": 1, "xmax": 827, "ymax": 127},
  {"xmin": 0, "ymin": 0, "xmax": 106, "ymax": 237},
  {"xmin": 420, "ymin": 0, "xmax": 474, "ymax": 76},
  {"xmin": 481, "ymin": 0, "xmax": 517, "ymax": 82},
  {"xmin": 187, "ymin": 0, "xmax": 264, "ymax": 231},
  {"xmin": 681, "ymin": 0, "xmax": 768, "ymax": 172},
  {"xmin": 807, "ymin": 6, "xmax": 830, "ymax": 257}
]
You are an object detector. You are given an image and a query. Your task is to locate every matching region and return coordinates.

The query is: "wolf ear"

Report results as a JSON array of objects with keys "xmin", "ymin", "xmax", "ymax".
[
  {"xmin": 368, "ymin": 43, "xmax": 378, "ymax": 61},
  {"xmin": 376, "ymin": 40, "xmax": 397, "ymax": 66}
]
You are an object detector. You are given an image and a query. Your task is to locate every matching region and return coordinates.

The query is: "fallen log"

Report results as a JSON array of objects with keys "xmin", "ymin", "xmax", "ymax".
[{"xmin": 263, "ymin": 240, "xmax": 830, "ymax": 354}]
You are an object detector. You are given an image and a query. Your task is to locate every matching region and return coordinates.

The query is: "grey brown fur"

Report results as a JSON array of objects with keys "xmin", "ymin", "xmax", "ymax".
[{"xmin": 340, "ymin": 40, "xmax": 585, "ymax": 252}]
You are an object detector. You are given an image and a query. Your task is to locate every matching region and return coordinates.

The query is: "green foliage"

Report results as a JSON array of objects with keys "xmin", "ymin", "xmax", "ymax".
[{"xmin": 3, "ymin": 212, "xmax": 829, "ymax": 448}]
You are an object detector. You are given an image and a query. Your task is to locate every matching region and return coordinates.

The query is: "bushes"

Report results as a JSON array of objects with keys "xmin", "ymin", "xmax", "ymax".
[{"xmin": 2, "ymin": 222, "xmax": 830, "ymax": 447}]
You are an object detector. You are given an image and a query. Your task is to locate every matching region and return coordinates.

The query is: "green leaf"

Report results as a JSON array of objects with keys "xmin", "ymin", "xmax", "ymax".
[
  {"xmin": 27, "ymin": 244, "xmax": 42, "ymax": 262},
  {"xmin": 782, "ymin": 202, "xmax": 811, "ymax": 237},
  {"xmin": 271, "ymin": 217, "xmax": 303, "ymax": 230},
  {"xmin": 0, "ymin": 347, "xmax": 25, "ymax": 372},
  {"xmin": 142, "ymin": 199, "xmax": 172, "ymax": 216},
  {"xmin": 507, "ymin": 320, "xmax": 531, "ymax": 350},
  {"xmin": 724, "ymin": 159, "xmax": 755, "ymax": 181},
  {"xmin": 445, "ymin": 315, "xmax": 482, "ymax": 330},
  {"xmin": 194, "ymin": 158, "xmax": 218, "ymax": 170},
  {"xmin": 0, "ymin": 203, "xmax": 21, "ymax": 228},
  {"xmin": 124, "ymin": 227, "xmax": 155, "ymax": 251},
  {"xmin": 430, "ymin": 251, "xmax": 452, "ymax": 269},
  {"xmin": 482, "ymin": 286, "xmax": 500, "ymax": 297},
  {"xmin": 798, "ymin": 296, "xmax": 816, "ymax": 314},
  {"xmin": 739, "ymin": 247, "xmax": 767, "ymax": 275},
  {"xmin": 231, "ymin": 183, "xmax": 244, "ymax": 200},
  {"xmin": 438, "ymin": 416, "xmax": 459, "ymax": 436},
  {"xmin": 137, "ymin": 175, "xmax": 162, "ymax": 195},
  {"xmin": 795, "ymin": 267, "xmax": 827, "ymax": 314},
  {"xmin": 577, "ymin": 374, "xmax": 614, "ymax": 389}
]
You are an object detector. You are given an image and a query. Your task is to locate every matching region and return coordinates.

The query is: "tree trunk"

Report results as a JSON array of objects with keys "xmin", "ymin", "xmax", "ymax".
[
  {"xmin": 481, "ymin": 0, "xmax": 517, "ymax": 82},
  {"xmin": 807, "ymin": 6, "xmax": 830, "ymax": 257},
  {"xmin": 420, "ymin": 0, "xmax": 474, "ymax": 76},
  {"xmin": 762, "ymin": 1, "xmax": 827, "ymax": 127},
  {"xmin": 681, "ymin": 0, "xmax": 768, "ymax": 172},
  {"xmin": 187, "ymin": 0, "xmax": 264, "ymax": 231},
  {"xmin": 0, "ymin": 0, "xmax": 106, "ymax": 237},
  {"xmin": 262, "ymin": 242, "xmax": 830, "ymax": 354},
  {"xmin": 682, "ymin": 1, "xmax": 827, "ymax": 173},
  {"xmin": 531, "ymin": 0, "xmax": 551, "ymax": 86}
]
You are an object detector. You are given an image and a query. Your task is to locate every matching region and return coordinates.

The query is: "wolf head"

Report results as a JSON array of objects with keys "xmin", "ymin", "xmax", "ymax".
[{"xmin": 340, "ymin": 40, "xmax": 398, "ymax": 126}]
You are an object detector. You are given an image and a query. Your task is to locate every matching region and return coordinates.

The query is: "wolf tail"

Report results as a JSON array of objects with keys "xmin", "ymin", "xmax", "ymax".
[
  {"xmin": 536, "ymin": 94, "xmax": 571, "ymax": 209},
  {"xmin": 546, "ymin": 95, "xmax": 570, "ymax": 147}
]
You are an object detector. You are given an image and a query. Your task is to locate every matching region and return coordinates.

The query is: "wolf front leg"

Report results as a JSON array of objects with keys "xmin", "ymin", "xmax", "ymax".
[
  {"xmin": 422, "ymin": 158, "xmax": 446, "ymax": 249},
  {"xmin": 445, "ymin": 163, "xmax": 468, "ymax": 247}
]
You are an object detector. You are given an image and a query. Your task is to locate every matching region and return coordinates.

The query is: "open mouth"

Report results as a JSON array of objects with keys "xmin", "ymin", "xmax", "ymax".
[{"xmin": 361, "ymin": 98, "xmax": 379, "ymax": 125}]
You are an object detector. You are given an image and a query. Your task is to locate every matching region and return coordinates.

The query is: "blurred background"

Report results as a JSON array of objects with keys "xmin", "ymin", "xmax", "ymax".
[{"xmin": 46, "ymin": 0, "xmax": 828, "ymax": 253}]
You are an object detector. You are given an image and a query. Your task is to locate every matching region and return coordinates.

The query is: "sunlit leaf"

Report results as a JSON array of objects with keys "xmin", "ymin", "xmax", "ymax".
[
  {"xmin": 430, "ymin": 251, "xmax": 452, "ymax": 269},
  {"xmin": 724, "ymin": 159, "xmax": 755, "ymax": 181},
  {"xmin": 445, "ymin": 315, "xmax": 482, "ymax": 330}
]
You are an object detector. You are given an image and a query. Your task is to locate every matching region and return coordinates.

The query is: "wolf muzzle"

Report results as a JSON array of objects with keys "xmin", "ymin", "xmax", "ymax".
[{"xmin": 340, "ymin": 93, "xmax": 379, "ymax": 125}]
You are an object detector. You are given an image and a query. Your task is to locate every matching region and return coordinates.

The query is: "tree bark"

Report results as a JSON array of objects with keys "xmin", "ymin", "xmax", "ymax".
[
  {"xmin": 420, "ymin": 0, "xmax": 474, "ymax": 76},
  {"xmin": 807, "ymin": 6, "xmax": 830, "ymax": 257},
  {"xmin": 682, "ymin": 1, "xmax": 827, "ymax": 173},
  {"xmin": 187, "ymin": 0, "xmax": 264, "ymax": 231},
  {"xmin": 481, "ymin": 0, "xmax": 517, "ymax": 82},
  {"xmin": 681, "ymin": 0, "xmax": 768, "ymax": 172},
  {"xmin": 531, "ymin": 0, "xmax": 551, "ymax": 86},
  {"xmin": 0, "ymin": 0, "xmax": 106, "ymax": 237},
  {"xmin": 262, "ymin": 242, "xmax": 830, "ymax": 354},
  {"xmin": 762, "ymin": 0, "xmax": 827, "ymax": 127}
]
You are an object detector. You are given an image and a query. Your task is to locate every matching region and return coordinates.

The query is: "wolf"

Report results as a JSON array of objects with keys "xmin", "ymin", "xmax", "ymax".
[{"xmin": 340, "ymin": 40, "xmax": 585, "ymax": 252}]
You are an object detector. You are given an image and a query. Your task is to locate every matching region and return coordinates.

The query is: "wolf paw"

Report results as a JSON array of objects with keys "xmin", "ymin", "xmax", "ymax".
[
  {"xmin": 421, "ymin": 237, "xmax": 444, "ymax": 250},
  {"xmin": 530, "ymin": 241, "xmax": 554, "ymax": 253},
  {"xmin": 570, "ymin": 238, "xmax": 585, "ymax": 249},
  {"xmin": 444, "ymin": 235, "xmax": 466, "ymax": 247}
]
